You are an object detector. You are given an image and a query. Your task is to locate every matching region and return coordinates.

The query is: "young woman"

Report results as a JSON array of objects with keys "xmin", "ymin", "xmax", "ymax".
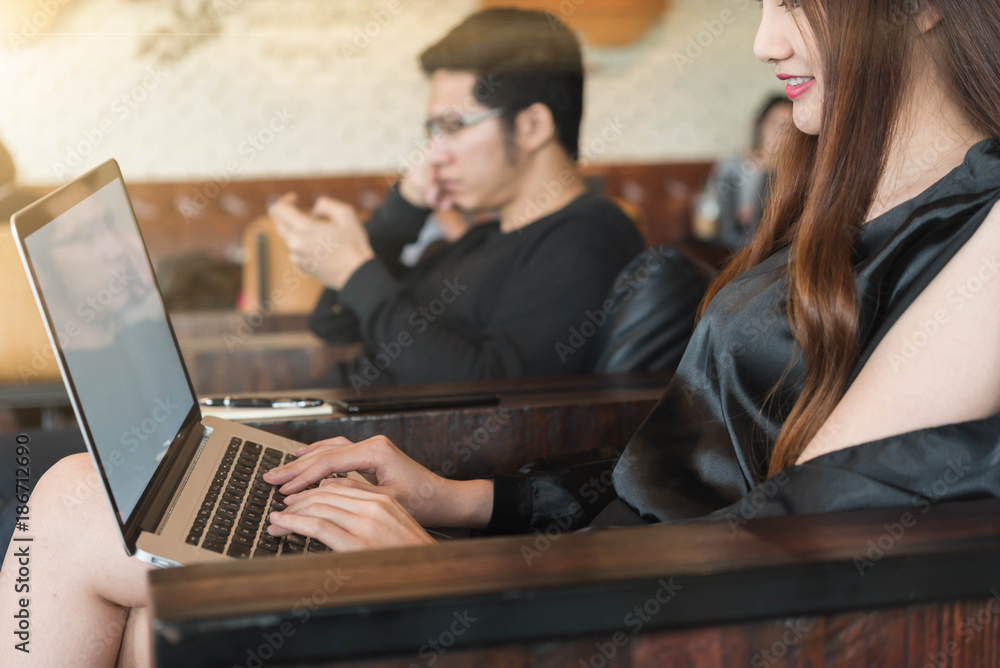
[{"xmin": 5, "ymin": 0, "xmax": 1000, "ymax": 664}]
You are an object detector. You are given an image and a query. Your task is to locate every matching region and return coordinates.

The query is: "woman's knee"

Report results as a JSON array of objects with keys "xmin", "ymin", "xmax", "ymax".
[{"xmin": 32, "ymin": 452, "xmax": 104, "ymax": 521}]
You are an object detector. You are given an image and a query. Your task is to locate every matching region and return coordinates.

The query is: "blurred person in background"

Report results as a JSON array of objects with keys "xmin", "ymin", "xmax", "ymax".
[{"xmin": 694, "ymin": 95, "xmax": 793, "ymax": 252}]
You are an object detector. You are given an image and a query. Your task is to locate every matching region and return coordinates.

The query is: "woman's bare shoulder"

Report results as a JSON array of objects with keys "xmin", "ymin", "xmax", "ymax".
[{"xmin": 796, "ymin": 199, "xmax": 1000, "ymax": 464}]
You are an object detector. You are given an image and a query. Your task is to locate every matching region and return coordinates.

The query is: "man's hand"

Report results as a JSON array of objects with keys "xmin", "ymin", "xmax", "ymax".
[
  {"xmin": 398, "ymin": 161, "xmax": 453, "ymax": 211},
  {"xmin": 268, "ymin": 193, "xmax": 375, "ymax": 290}
]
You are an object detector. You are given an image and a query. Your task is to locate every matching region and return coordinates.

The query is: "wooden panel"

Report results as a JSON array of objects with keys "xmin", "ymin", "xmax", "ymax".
[
  {"xmin": 250, "ymin": 381, "xmax": 664, "ymax": 479},
  {"xmin": 590, "ymin": 162, "xmax": 714, "ymax": 247},
  {"xmin": 316, "ymin": 601, "xmax": 1000, "ymax": 667},
  {"xmin": 22, "ymin": 162, "xmax": 714, "ymax": 278},
  {"xmin": 168, "ymin": 310, "xmax": 310, "ymax": 339},
  {"xmin": 24, "ymin": 175, "xmax": 393, "ymax": 272},
  {"xmin": 479, "ymin": 0, "xmax": 669, "ymax": 46},
  {"xmin": 178, "ymin": 334, "xmax": 362, "ymax": 396},
  {"xmin": 149, "ymin": 498, "xmax": 1000, "ymax": 667}
]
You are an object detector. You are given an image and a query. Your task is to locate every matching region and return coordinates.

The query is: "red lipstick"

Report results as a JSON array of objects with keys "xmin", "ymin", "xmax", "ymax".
[{"xmin": 777, "ymin": 74, "xmax": 816, "ymax": 100}]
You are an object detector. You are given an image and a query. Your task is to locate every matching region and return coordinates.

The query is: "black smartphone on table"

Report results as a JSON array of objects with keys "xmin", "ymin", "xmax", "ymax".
[{"xmin": 331, "ymin": 392, "xmax": 501, "ymax": 414}]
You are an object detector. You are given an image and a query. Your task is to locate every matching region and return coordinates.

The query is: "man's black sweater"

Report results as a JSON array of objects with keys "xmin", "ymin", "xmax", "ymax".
[{"xmin": 310, "ymin": 187, "xmax": 644, "ymax": 389}]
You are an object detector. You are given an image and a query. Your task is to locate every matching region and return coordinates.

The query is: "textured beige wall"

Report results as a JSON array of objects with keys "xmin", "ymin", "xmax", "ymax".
[{"xmin": 0, "ymin": 0, "xmax": 781, "ymax": 185}]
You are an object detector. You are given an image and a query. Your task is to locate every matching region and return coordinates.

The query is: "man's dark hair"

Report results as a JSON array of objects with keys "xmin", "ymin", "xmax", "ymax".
[
  {"xmin": 420, "ymin": 8, "xmax": 584, "ymax": 161},
  {"xmin": 752, "ymin": 95, "xmax": 792, "ymax": 151}
]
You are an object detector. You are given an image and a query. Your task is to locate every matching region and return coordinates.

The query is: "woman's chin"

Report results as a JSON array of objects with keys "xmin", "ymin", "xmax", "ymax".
[{"xmin": 792, "ymin": 107, "xmax": 822, "ymax": 136}]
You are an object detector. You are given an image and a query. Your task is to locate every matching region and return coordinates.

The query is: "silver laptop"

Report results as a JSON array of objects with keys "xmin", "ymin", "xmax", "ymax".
[{"xmin": 10, "ymin": 158, "xmax": 352, "ymax": 567}]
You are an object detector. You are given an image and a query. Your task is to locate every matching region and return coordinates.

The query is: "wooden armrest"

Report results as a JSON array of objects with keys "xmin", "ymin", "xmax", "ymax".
[{"xmin": 149, "ymin": 498, "xmax": 1000, "ymax": 667}]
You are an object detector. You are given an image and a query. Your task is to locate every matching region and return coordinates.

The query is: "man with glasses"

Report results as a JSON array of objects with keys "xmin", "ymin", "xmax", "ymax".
[{"xmin": 270, "ymin": 8, "xmax": 644, "ymax": 389}]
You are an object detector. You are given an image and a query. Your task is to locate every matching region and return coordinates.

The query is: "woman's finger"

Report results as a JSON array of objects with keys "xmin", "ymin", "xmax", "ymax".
[
  {"xmin": 318, "ymin": 476, "xmax": 373, "ymax": 491},
  {"xmin": 263, "ymin": 442, "xmax": 379, "ymax": 491},
  {"xmin": 267, "ymin": 512, "xmax": 366, "ymax": 552},
  {"xmin": 283, "ymin": 480, "xmax": 392, "ymax": 509},
  {"xmin": 273, "ymin": 495, "xmax": 388, "ymax": 544},
  {"xmin": 295, "ymin": 436, "xmax": 354, "ymax": 456}
]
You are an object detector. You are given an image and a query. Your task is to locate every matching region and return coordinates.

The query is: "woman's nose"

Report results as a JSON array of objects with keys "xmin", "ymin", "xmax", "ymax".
[{"xmin": 753, "ymin": 7, "xmax": 795, "ymax": 65}]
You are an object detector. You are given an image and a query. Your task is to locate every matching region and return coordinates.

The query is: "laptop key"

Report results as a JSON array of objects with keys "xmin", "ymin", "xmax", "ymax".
[
  {"xmin": 282, "ymin": 542, "xmax": 304, "ymax": 555},
  {"xmin": 185, "ymin": 534, "xmax": 200, "ymax": 546},
  {"xmin": 215, "ymin": 505, "xmax": 236, "ymax": 518},
  {"xmin": 227, "ymin": 544, "xmax": 251, "ymax": 558},
  {"xmin": 231, "ymin": 533, "xmax": 255, "ymax": 547},
  {"xmin": 242, "ymin": 508, "xmax": 264, "ymax": 522},
  {"xmin": 212, "ymin": 511, "xmax": 234, "ymax": 524},
  {"xmin": 202, "ymin": 541, "xmax": 226, "ymax": 554},
  {"xmin": 234, "ymin": 525, "xmax": 257, "ymax": 539},
  {"xmin": 211, "ymin": 523, "xmax": 233, "ymax": 536},
  {"xmin": 206, "ymin": 527, "xmax": 230, "ymax": 540}
]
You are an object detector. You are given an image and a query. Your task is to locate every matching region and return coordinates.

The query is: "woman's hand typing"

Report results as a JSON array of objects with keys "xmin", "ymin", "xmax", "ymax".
[{"xmin": 262, "ymin": 435, "xmax": 494, "ymax": 549}]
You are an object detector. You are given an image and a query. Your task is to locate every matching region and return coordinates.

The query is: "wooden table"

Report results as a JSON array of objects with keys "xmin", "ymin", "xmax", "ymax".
[
  {"xmin": 240, "ymin": 374, "xmax": 670, "ymax": 479},
  {"xmin": 149, "ymin": 497, "xmax": 1000, "ymax": 667},
  {"xmin": 178, "ymin": 331, "xmax": 362, "ymax": 396},
  {"xmin": 168, "ymin": 310, "xmax": 311, "ymax": 338}
]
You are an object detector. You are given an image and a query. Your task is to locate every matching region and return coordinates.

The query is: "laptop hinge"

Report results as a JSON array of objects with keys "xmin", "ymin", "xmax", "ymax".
[{"xmin": 123, "ymin": 406, "xmax": 207, "ymax": 551}]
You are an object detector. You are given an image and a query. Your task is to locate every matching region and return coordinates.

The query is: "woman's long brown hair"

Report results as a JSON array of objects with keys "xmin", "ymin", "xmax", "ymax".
[{"xmin": 699, "ymin": 0, "xmax": 1000, "ymax": 477}]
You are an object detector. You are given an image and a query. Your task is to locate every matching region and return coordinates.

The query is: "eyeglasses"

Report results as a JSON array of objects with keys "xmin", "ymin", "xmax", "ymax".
[{"xmin": 424, "ymin": 107, "xmax": 506, "ymax": 140}]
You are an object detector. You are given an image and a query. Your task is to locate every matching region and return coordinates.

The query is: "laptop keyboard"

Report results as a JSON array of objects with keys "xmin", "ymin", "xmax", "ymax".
[{"xmin": 186, "ymin": 437, "xmax": 332, "ymax": 558}]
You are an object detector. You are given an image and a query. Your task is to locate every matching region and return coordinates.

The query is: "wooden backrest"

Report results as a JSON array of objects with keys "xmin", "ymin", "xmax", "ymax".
[
  {"xmin": 0, "ymin": 227, "xmax": 62, "ymax": 385},
  {"xmin": 611, "ymin": 196, "xmax": 649, "ymax": 238}
]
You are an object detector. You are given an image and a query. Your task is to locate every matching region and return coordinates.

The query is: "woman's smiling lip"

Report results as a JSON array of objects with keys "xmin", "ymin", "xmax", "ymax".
[{"xmin": 777, "ymin": 73, "xmax": 816, "ymax": 100}]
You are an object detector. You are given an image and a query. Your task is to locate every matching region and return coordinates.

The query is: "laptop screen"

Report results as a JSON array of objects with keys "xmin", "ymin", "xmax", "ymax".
[{"xmin": 23, "ymin": 177, "xmax": 196, "ymax": 520}]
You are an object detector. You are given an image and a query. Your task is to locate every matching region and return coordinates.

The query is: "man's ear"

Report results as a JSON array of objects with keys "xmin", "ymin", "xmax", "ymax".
[{"xmin": 514, "ymin": 103, "xmax": 557, "ymax": 155}]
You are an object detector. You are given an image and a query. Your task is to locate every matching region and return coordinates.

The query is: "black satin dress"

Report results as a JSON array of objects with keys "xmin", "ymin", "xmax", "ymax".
[{"xmin": 484, "ymin": 138, "xmax": 1000, "ymax": 535}]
